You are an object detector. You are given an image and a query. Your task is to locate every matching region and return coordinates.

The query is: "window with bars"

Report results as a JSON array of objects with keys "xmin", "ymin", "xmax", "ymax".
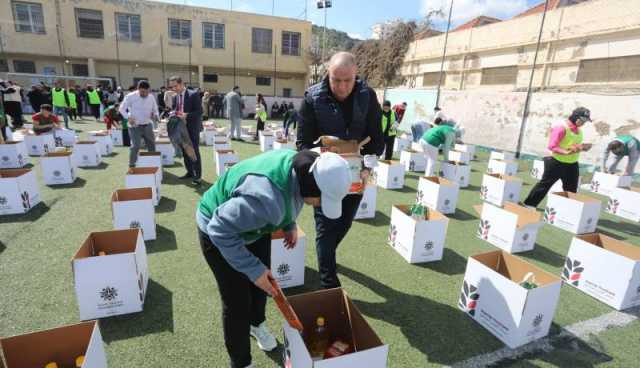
[
  {"xmin": 283, "ymin": 88, "xmax": 292, "ymax": 97},
  {"xmin": 203, "ymin": 74, "xmax": 219, "ymax": 83},
  {"xmin": 12, "ymin": 1, "xmax": 45, "ymax": 34},
  {"xmin": 75, "ymin": 8, "xmax": 104, "ymax": 39},
  {"xmin": 480, "ymin": 66, "xmax": 518, "ymax": 85},
  {"xmin": 13, "ymin": 60, "xmax": 36, "ymax": 73},
  {"xmin": 116, "ymin": 13, "xmax": 141, "ymax": 42},
  {"xmin": 72, "ymin": 64, "xmax": 89, "ymax": 77},
  {"xmin": 282, "ymin": 31, "xmax": 301, "ymax": 56},
  {"xmin": 577, "ymin": 55, "xmax": 640, "ymax": 83},
  {"xmin": 252, "ymin": 28, "xmax": 273, "ymax": 54},
  {"xmin": 203, "ymin": 22, "xmax": 224, "ymax": 49},
  {"xmin": 0, "ymin": 60, "xmax": 8, "ymax": 73},
  {"xmin": 256, "ymin": 76, "xmax": 271, "ymax": 86},
  {"xmin": 169, "ymin": 19, "xmax": 191, "ymax": 46}
]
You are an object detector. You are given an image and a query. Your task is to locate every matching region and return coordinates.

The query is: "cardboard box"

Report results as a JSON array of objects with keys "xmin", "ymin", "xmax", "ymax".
[
  {"xmin": 270, "ymin": 227, "xmax": 306, "ymax": 289},
  {"xmin": 203, "ymin": 129, "xmax": 218, "ymax": 146},
  {"xmin": 393, "ymin": 136, "xmax": 411, "ymax": 153},
  {"xmin": 475, "ymin": 203, "xmax": 543, "ymax": 253},
  {"xmin": 0, "ymin": 141, "xmax": 29, "ymax": 169},
  {"xmin": 24, "ymin": 134, "xmax": 55, "ymax": 156},
  {"xmin": 373, "ymin": 160, "xmax": 405, "ymax": 190},
  {"xmin": 416, "ymin": 176, "xmax": 459, "ymax": 215},
  {"xmin": 136, "ymin": 152, "xmax": 163, "ymax": 182},
  {"xmin": 72, "ymin": 229, "xmax": 149, "ymax": 320},
  {"xmin": 87, "ymin": 131, "xmax": 113, "ymax": 156},
  {"xmin": 562, "ymin": 233, "xmax": 640, "ymax": 310},
  {"xmin": 589, "ymin": 171, "xmax": 633, "ymax": 197},
  {"xmin": 455, "ymin": 144, "xmax": 476, "ymax": 156},
  {"xmin": 606, "ymin": 187, "xmax": 640, "ymax": 222},
  {"xmin": 112, "ymin": 188, "xmax": 156, "ymax": 241},
  {"xmin": 480, "ymin": 174, "xmax": 523, "ymax": 207},
  {"xmin": 125, "ymin": 167, "xmax": 161, "ymax": 206},
  {"xmin": 0, "ymin": 169, "xmax": 41, "ymax": 215},
  {"xmin": 54, "ymin": 128, "xmax": 77, "ymax": 147},
  {"xmin": 530, "ymin": 160, "xmax": 544, "ymax": 180},
  {"xmin": 400, "ymin": 150, "xmax": 426, "ymax": 172},
  {"xmin": 439, "ymin": 161, "xmax": 471, "ymax": 188},
  {"xmin": 544, "ymin": 192, "xmax": 601, "ymax": 234},
  {"xmin": 0, "ymin": 321, "xmax": 108, "ymax": 368},
  {"xmin": 259, "ymin": 131, "xmax": 275, "ymax": 152},
  {"xmin": 41, "ymin": 151, "xmax": 77, "ymax": 185},
  {"xmin": 282, "ymin": 288, "xmax": 389, "ymax": 368},
  {"xmin": 487, "ymin": 159, "xmax": 519, "ymax": 177},
  {"xmin": 110, "ymin": 129, "xmax": 123, "ymax": 146},
  {"xmin": 155, "ymin": 139, "xmax": 175, "ymax": 166},
  {"xmin": 355, "ymin": 185, "xmax": 377, "ymax": 219},
  {"xmin": 273, "ymin": 139, "xmax": 296, "ymax": 150},
  {"xmin": 448, "ymin": 150, "xmax": 471, "ymax": 165},
  {"xmin": 73, "ymin": 141, "xmax": 102, "ymax": 168},
  {"xmin": 489, "ymin": 151, "xmax": 515, "ymax": 161},
  {"xmin": 459, "ymin": 250, "xmax": 562, "ymax": 348},
  {"xmin": 388, "ymin": 205, "xmax": 449, "ymax": 263},
  {"xmin": 215, "ymin": 149, "xmax": 240, "ymax": 177}
]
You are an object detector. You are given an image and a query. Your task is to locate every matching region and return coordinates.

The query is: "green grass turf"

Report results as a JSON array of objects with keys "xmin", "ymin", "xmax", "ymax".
[{"xmin": 1, "ymin": 117, "xmax": 639, "ymax": 367}]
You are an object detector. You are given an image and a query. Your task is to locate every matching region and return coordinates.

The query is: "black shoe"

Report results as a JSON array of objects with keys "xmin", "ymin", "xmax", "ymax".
[
  {"xmin": 192, "ymin": 178, "xmax": 202, "ymax": 185},
  {"xmin": 179, "ymin": 173, "xmax": 193, "ymax": 179}
]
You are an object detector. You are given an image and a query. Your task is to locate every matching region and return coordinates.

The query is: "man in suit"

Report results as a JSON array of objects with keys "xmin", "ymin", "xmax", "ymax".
[{"xmin": 170, "ymin": 76, "xmax": 203, "ymax": 185}]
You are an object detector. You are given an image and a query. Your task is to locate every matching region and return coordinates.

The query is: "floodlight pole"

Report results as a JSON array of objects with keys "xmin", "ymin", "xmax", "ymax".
[{"xmin": 435, "ymin": 0, "xmax": 454, "ymax": 109}]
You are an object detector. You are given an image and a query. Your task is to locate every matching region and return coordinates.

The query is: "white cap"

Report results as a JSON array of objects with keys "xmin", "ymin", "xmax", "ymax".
[{"xmin": 311, "ymin": 152, "xmax": 352, "ymax": 219}]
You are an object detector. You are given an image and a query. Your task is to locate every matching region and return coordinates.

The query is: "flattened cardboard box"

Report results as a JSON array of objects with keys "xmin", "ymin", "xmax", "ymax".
[
  {"xmin": 475, "ymin": 203, "xmax": 543, "ymax": 254},
  {"xmin": 72, "ymin": 229, "xmax": 149, "ymax": 321},
  {"xmin": 87, "ymin": 132, "xmax": 113, "ymax": 156},
  {"xmin": 563, "ymin": 233, "xmax": 640, "ymax": 310},
  {"xmin": 393, "ymin": 136, "xmax": 411, "ymax": 153},
  {"xmin": 0, "ymin": 169, "xmax": 41, "ymax": 215},
  {"xmin": 373, "ymin": 160, "xmax": 405, "ymax": 190},
  {"xmin": 24, "ymin": 134, "xmax": 55, "ymax": 156},
  {"xmin": 388, "ymin": 205, "xmax": 448, "ymax": 263},
  {"xmin": 73, "ymin": 141, "xmax": 102, "ymax": 167},
  {"xmin": 155, "ymin": 140, "xmax": 176, "ymax": 166},
  {"xmin": 215, "ymin": 150, "xmax": 240, "ymax": 177},
  {"xmin": 544, "ymin": 192, "xmax": 601, "ymax": 234},
  {"xmin": 416, "ymin": 176, "xmax": 459, "ymax": 215},
  {"xmin": 136, "ymin": 152, "xmax": 163, "ymax": 181},
  {"xmin": 489, "ymin": 151, "xmax": 515, "ymax": 162},
  {"xmin": 355, "ymin": 184, "xmax": 377, "ymax": 220},
  {"xmin": 487, "ymin": 159, "xmax": 518, "ymax": 177},
  {"xmin": 455, "ymin": 144, "xmax": 476, "ymax": 156},
  {"xmin": 589, "ymin": 171, "xmax": 633, "ymax": 197},
  {"xmin": 606, "ymin": 187, "xmax": 640, "ymax": 222},
  {"xmin": 439, "ymin": 161, "xmax": 471, "ymax": 188},
  {"xmin": 41, "ymin": 151, "xmax": 77, "ymax": 185},
  {"xmin": 271, "ymin": 226, "xmax": 306, "ymax": 289},
  {"xmin": 459, "ymin": 250, "xmax": 562, "ymax": 348},
  {"xmin": 125, "ymin": 167, "xmax": 161, "ymax": 206},
  {"xmin": 448, "ymin": 150, "xmax": 471, "ymax": 165},
  {"xmin": 400, "ymin": 150, "xmax": 426, "ymax": 172},
  {"xmin": 530, "ymin": 160, "xmax": 544, "ymax": 180},
  {"xmin": 282, "ymin": 288, "xmax": 389, "ymax": 368},
  {"xmin": 0, "ymin": 141, "xmax": 29, "ymax": 169},
  {"xmin": 480, "ymin": 174, "xmax": 523, "ymax": 207},
  {"xmin": 112, "ymin": 188, "xmax": 156, "ymax": 241},
  {"xmin": 0, "ymin": 321, "xmax": 108, "ymax": 368}
]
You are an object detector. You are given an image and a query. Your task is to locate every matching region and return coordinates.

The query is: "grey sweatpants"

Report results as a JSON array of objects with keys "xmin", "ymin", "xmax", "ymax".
[{"xmin": 128, "ymin": 124, "xmax": 156, "ymax": 167}]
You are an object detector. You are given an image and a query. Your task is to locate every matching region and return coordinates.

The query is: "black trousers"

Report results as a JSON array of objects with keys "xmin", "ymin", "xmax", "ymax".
[
  {"xmin": 4, "ymin": 101, "xmax": 23, "ymax": 127},
  {"xmin": 255, "ymin": 120, "xmax": 265, "ymax": 139},
  {"xmin": 198, "ymin": 230, "xmax": 270, "ymax": 368},
  {"xmin": 384, "ymin": 136, "xmax": 396, "ymax": 160},
  {"xmin": 524, "ymin": 156, "xmax": 579, "ymax": 207},
  {"xmin": 90, "ymin": 104, "xmax": 100, "ymax": 120},
  {"xmin": 184, "ymin": 127, "xmax": 202, "ymax": 179},
  {"xmin": 314, "ymin": 194, "xmax": 362, "ymax": 288}
]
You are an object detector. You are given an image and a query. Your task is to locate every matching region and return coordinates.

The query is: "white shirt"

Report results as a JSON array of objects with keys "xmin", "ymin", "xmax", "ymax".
[
  {"xmin": 3, "ymin": 85, "xmax": 22, "ymax": 102},
  {"xmin": 119, "ymin": 91, "xmax": 159, "ymax": 125}
]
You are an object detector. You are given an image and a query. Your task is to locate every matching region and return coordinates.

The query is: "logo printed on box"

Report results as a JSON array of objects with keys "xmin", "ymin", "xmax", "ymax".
[
  {"xmin": 100, "ymin": 286, "xmax": 118, "ymax": 301},
  {"xmin": 533, "ymin": 314, "xmax": 543, "ymax": 328},
  {"xmin": 425, "ymin": 241, "xmax": 434, "ymax": 251},
  {"xmin": 21, "ymin": 191, "xmax": 30, "ymax": 210},
  {"xmin": 590, "ymin": 181, "xmax": 600, "ymax": 192},
  {"xmin": 53, "ymin": 170, "xmax": 61, "ymax": 177},
  {"xmin": 561, "ymin": 257, "xmax": 584, "ymax": 287},
  {"xmin": 477, "ymin": 220, "xmax": 491, "ymax": 240},
  {"xmin": 480, "ymin": 185, "xmax": 488, "ymax": 200},
  {"xmin": 0, "ymin": 196, "xmax": 7, "ymax": 206},
  {"xmin": 606, "ymin": 198, "xmax": 620, "ymax": 214},
  {"xmin": 458, "ymin": 280, "xmax": 480, "ymax": 316},
  {"xmin": 388, "ymin": 224, "xmax": 398, "ymax": 248},
  {"xmin": 544, "ymin": 207, "xmax": 557, "ymax": 224},
  {"xmin": 277, "ymin": 263, "xmax": 290, "ymax": 276}
]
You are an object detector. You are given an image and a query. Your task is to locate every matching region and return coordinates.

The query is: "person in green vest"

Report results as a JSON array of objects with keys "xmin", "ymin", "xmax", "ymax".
[
  {"xmin": 51, "ymin": 81, "xmax": 70, "ymax": 129},
  {"xmin": 86, "ymin": 84, "xmax": 102, "ymax": 121},
  {"xmin": 67, "ymin": 88, "xmax": 78, "ymax": 121},
  {"xmin": 254, "ymin": 104, "xmax": 268, "ymax": 141},
  {"xmin": 420, "ymin": 119, "xmax": 456, "ymax": 176},
  {"xmin": 381, "ymin": 100, "xmax": 398, "ymax": 160},
  {"xmin": 196, "ymin": 149, "xmax": 351, "ymax": 368},
  {"xmin": 524, "ymin": 107, "xmax": 593, "ymax": 208},
  {"xmin": 602, "ymin": 135, "xmax": 639, "ymax": 176}
]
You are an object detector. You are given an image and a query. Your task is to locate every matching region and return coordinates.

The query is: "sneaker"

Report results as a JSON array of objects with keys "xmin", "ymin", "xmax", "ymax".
[{"xmin": 250, "ymin": 322, "xmax": 277, "ymax": 351}]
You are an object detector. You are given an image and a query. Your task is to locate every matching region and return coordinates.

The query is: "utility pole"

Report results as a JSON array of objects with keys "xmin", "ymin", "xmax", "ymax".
[
  {"xmin": 274, "ymin": 45, "xmax": 277, "ymax": 96},
  {"xmin": 305, "ymin": 0, "xmax": 308, "ymax": 20},
  {"xmin": 435, "ymin": 0, "xmax": 454, "ymax": 108},
  {"xmin": 230, "ymin": 0, "xmax": 233, "ymax": 11},
  {"xmin": 318, "ymin": 1, "xmax": 332, "ymax": 61},
  {"xmin": 160, "ymin": 35, "xmax": 166, "ymax": 85},
  {"xmin": 188, "ymin": 38, "xmax": 192, "ymax": 85},
  {"xmin": 233, "ymin": 41, "xmax": 237, "ymax": 86},
  {"xmin": 272, "ymin": 0, "xmax": 275, "ymax": 16},
  {"xmin": 114, "ymin": 16, "xmax": 122, "ymax": 86}
]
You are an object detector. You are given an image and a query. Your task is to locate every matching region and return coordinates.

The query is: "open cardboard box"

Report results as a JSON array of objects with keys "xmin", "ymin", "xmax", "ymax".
[
  {"xmin": 480, "ymin": 174, "xmax": 523, "ymax": 207},
  {"xmin": 136, "ymin": 152, "xmax": 163, "ymax": 181},
  {"xmin": 474, "ymin": 203, "xmax": 543, "ymax": 253},
  {"xmin": 0, "ymin": 141, "xmax": 29, "ymax": 169},
  {"xmin": 489, "ymin": 151, "xmax": 515, "ymax": 161},
  {"xmin": 448, "ymin": 150, "xmax": 471, "ymax": 165},
  {"xmin": 271, "ymin": 226, "xmax": 306, "ymax": 289},
  {"xmin": 589, "ymin": 171, "xmax": 633, "ymax": 197},
  {"xmin": 0, "ymin": 321, "xmax": 107, "ymax": 368},
  {"xmin": 355, "ymin": 185, "xmax": 377, "ymax": 220},
  {"xmin": 125, "ymin": 167, "xmax": 161, "ymax": 206},
  {"xmin": 72, "ymin": 229, "xmax": 148, "ymax": 320},
  {"xmin": 110, "ymin": 129, "xmax": 123, "ymax": 146},
  {"xmin": 24, "ymin": 133, "xmax": 55, "ymax": 156},
  {"xmin": 459, "ymin": 250, "xmax": 561, "ymax": 348},
  {"xmin": 439, "ymin": 161, "xmax": 471, "ymax": 188},
  {"xmin": 87, "ymin": 131, "xmax": 113, "ymax": 156},
  {"xmin": 530, "ymin": 160, "xmax": 544, "ymax": 180},
  {"xmin": 400, "ymin": 150, "xmax": 426, "ymax": 172},
  {"xmin": 455, "ymin": 144, "xmax": 476, "ymax": 156},
  {"xmin": 112, "ymin": 188, "xmax": 156, "ymax": 241},
  {"xmin": 388, "ymin": 205, "xmax": 449, "ymax": 263},
  {"xmin": 0, "ymin": 169, "xmax": 41, "ymax": 215},
  {"xmin": 563, "ymin": 233, "xmax": 640, "ymax": 310},
  {"xmin": 315, "ymin": 136, "xmax": 360, "ymax": 154},
  {"xmin": 55, "ymin": 128, "xmax": 77, "ymax": 147},
  {"xmin": 282, "ymin": 288, "xmax": 388, "ymax": 368},
  {"xmin": 373, "ymin": 160, "xmax": 404, "ymax": 190},
  {"xmin": 487, "ymin": 159, "xmax": 518, "ymax": 177},
  {"xmin": 155, "ymin": 139, "xmax": 175, "ymax": 166},
  {"xmin": 42, "ymin": 151, "xmax": 77, "ymax": 185},
  {"xmin": 606, "ymin": 186, "xmax": 640, "ymax": 222},
  {"xmin": 545, "ymin": 192, "xmax": 601, "ymax": 234},
  {"xmin": 417, "ymin": 176, "xmax": 459, "ymax": 214},
  {"xmin": 215, "ymin": 149, "xmax": 240, "ymax": 177},
  {"xmin": 73, "ymin": 141, "xmax": 102, "ymax": 167}
]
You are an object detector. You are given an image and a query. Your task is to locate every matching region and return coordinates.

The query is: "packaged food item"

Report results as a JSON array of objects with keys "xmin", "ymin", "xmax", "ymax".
[
  {"xmin": 520, "ymin": 272, "xmax": 538, "ymax": 289},
  {"xmin": 324, "ymin": 339, "xmax": 353, "ymax": 359},
  {"xmin": 309, "ymin": 317, "xmax": 330, "ymax": 361},
  {"xmin": 409, "ymin": 203, "xmax": 428, "ymax": 221}
]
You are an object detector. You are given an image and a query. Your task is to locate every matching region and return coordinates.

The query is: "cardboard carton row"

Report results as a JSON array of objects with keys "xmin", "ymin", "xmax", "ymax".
[
  {"xmin": 215, "ymin": 150, "xmax": 240, "ymax": 177},
  {"xmin": 112, "ymin": 188, "xmax": 156, "ymax": 241},
  {"xmin": 355, "ymin": 185, "xmax": 377, "ymax": 220},
  {"xmin": 448, "ymin": 150, "xmax": 471, "ymax": 165},
  {"xmin": 439, "ymin": 161, "xmax": 470, "ymax": 188},
  {"xmin": 73, "ymin": 141, "xmax": 102, "ymax": 168},
  {"xmin": 455, "ymin": 144, "xmax": 476, "ymax": 156},
  {"xmin": 399, "ymin": 150, "xmax": 426, "ymax": 172},
  {"xmin": 606, "ymin": 187, "xmax": 640, "ymax": 222},
  {"xmin": 393, "ymin": 135, "xmax": 411, "ymax": 153},
  {"xmin": 24, "ymin": 133, "xmax": 55, "ymax": 156},
  {"xmin": 137, "ymin": 152, "xmax": 163, "ymax": 181},
  {"xmin": 156, "ymin": 139, "xmax": 176, "ymax": 166},
  {"xmin": 260, "ymin": 131, "xmax": 275, "ymax": 152}
]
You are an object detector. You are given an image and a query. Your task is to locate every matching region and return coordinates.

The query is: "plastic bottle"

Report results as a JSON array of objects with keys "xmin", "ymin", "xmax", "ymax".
[
  {"xmin": 44, "ymin": 363, "xmax": 58, "ymax": 368},
  {"xmin": 76, "ymin": 355, "xmax": 85, "ymax": 367},
  {"xmin": 309, "ymin": 316, "xmax": 329, "ymax": 361}
]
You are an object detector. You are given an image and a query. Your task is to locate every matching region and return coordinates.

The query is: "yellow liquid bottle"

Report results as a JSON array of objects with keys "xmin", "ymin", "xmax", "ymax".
[
  {"xmin": 309, "ymin": 316, "xmax": 329, "ymax": 361},
  {"xmin": 44, "ymin": 363, "xmax": 58, "ymax": 368},
  {"xmin": 76, "ymin": 355, "xmax": 85, "ymax": 367}
]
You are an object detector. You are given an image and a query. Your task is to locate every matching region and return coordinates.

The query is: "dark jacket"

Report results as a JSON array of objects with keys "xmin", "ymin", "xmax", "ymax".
[
  {"xmin": 296, "ymin": 76, "xmax": 384, "ymax": 156},
  {"xmin": 173, "ymin": 88, "xmax": 203, "ymax": 133}
]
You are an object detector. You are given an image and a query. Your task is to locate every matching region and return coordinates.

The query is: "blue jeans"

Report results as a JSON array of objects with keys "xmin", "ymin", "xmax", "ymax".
[
  {"xmin": 411, "ymin": 123, "xmax": 426, "ymax": 142},
  {"xmin": 53, "ymin": 106, "xmax": 69, "ymax": 129},
  {"xmin": 313, "ymin": 194, "xmax": 362, "ymax": 288}
]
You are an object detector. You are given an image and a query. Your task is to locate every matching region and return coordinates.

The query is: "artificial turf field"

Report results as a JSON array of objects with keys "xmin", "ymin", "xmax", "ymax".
[{"xmin": 1, "ymin": 117, "xmax": 639, "ymax": 368}]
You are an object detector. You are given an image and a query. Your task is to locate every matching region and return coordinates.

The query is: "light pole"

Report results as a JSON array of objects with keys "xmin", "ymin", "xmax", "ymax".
[
  {"xmin": 317, "ymin": 0, "xmax": 333, "ymax": 61},
  {"xmin": 435, "ymin": 0, "xmax": 454, "ymax": 109}
]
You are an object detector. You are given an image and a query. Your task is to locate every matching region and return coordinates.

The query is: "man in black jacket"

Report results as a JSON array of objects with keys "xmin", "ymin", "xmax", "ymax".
[
  {"xmin": 170, "ymin": 76, "xmax": 203, "ymax": 185},
  {"xmin": 297, "ymin": 51, "xmax": 384, "ymax": 288}
]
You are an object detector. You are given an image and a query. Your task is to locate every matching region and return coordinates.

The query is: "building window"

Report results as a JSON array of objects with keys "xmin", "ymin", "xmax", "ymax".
[
  {"xmin": 283, "ymin": 88, "xmax": 292, "ymax": 97},
  {"xmin": 282, "ymin": 31, "xmax": 301, "ymax": 56},
  {"xmin": 72, "ymin": 64, "xmax": 89, "ymax": 77},
  {"xmin": 577, "ymin": 55, "xmax": 640, "ymax": 83},
  {"xmin": 75, "ymin": 8, "xmax": 104, "ymax": 39},
  {"xmin": 203, "ymin": 73, "xmax": 219, "ymax": 83},
  {"xmin": 480, "ymin": 66, "xmax": 518, "ymax": 85},
  {"xmin": 43, "ymin": 66, "xmax": 56, "ymax": 75},
  {"xmin": 0, "ymin": 60, "xmax": 8, "ymax": 73},
  {"xmin": 168, "ymin": 19, "xmax": 191, "ymax": 46},
  {"xmin": 256, "ymin": 76, "xmax": 271, "ymax": 86},
  {"xmin": 116, "ymin": 13, "xmax": 141, "ymax": 42},
  {"xmin": 12, "ymin": 1, "xmax": 45, "ymax": 34},
  {"xmin": 422, "ymin": 72, "xmax": 445, "ymax": 87},
  {"xmin": 13, "ymin": 60, "xmax": 36, "ymax": 73},
  {"xmin": 203, "ymin": 23, "xmax": 224, "ymax": 49},
  {"xmin": 252, "ymin": 28, "xmax": 273, "ymax": 54}
]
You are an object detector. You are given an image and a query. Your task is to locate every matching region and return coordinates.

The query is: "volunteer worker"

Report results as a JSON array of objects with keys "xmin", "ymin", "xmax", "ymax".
[
  {"xmin": 196, "ymin": 149, "xmax": 351, "ymax": 368},
  {"xmin": 523, "ymin": 107, "xmax": 592, "ymax": 208},
  {"xmin": 420, "ymin": 119, "xmax": 456, "ymax": 177},
  {"xmin": 602, "ymin": 135, "xmax": 639, "ymax": 176},
  {"xmin": 381, "ymin": 100, "xmax": 398, "ymax": 160}
]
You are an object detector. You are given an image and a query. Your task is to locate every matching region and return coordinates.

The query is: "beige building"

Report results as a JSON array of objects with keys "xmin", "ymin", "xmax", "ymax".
[
  {"xmin": 401, "ymin": 0, "xmax": 640, "ymax": 92},
  {"xmin": 0, "ymin": 0, "xmax": 312, "ymax": 96}
]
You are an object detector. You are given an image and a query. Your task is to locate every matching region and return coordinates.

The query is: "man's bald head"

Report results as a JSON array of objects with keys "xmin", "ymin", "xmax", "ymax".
[
  {"xmin": 328, "ymin": 52, "xmax": 357, "ymax": 71},
  {"xmin": 328, "ymin": 52, "xmax": 357, "ymax": 102}
]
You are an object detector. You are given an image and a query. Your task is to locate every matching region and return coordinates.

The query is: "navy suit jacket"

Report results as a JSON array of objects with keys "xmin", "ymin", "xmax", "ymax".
[{"xmin": 173, "ymin": 88, "xmax": 203, "ymax": 132}]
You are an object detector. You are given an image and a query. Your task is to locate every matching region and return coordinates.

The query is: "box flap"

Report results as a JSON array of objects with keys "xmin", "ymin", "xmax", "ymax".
[
  {"xmin": 139, "ymin": 151, "xmax": 161, "ymax": 157},
  {"xmin": 127, "ymin": 167, "xmax": 159, "ymax": 175},
  {"xmin": 576, "ymin": 233, "xmax": 640, "ymax": 261},
  {"xmin": 472, "ymin": 250, "xmax": 560, "ymax": 287},
  {"xmin": 112, "ymin": 188, "xmax": 153, "ymax": 202},
  {"xmin": 318, "ymin": 136, "xmax": 360, "ymax": 154},
  {"xmin": 0, "ymin": 169, "xmax": 31, "ymax": 178},
  {"xmin": 44, "ymin": 151, "xmax": 73, "ymax": 157},
  {"xmin": 503, "ymin": 202, "xmax": 542, "ymax": 227},
  {"xmin": 269, "ymin": 278, "xmax": 304, "ymax": 331},
  {"xmin": 271, "ymin": 226, "xmax": 306, "ymax": 240},
  {"xmin": 72, "ymin": 229, "xmax": 141, "ymax": 260},
  {"xmin": 216, "ymin": 149, "xmax": 236, "ymax": 154},
  {"xmin": 88, "ymin": 130, "xmax": 108, "ymax": 136},
  {"xmin": 343, "ymin": 291, "xmax": 384, "ymax": 352},
  {"xmin": 76, "ymin": 140, "xmax": 97, "ymax": 145},
  {"xmin": 1, "ymin": 141, "xmax": 21, "ymax": 145},
  {"xmin": 155, "ymin": 138, "xmax": 171, "ymax": 144},
  {"xmin": 422, "ymin": 176, "xmax": 455, "ymax": 187}
]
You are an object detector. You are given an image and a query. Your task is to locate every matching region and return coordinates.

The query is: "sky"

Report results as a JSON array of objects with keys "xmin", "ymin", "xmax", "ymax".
[{"xmin": 156, "ymin": 0, "xmax": 544, "ymax": 39}]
